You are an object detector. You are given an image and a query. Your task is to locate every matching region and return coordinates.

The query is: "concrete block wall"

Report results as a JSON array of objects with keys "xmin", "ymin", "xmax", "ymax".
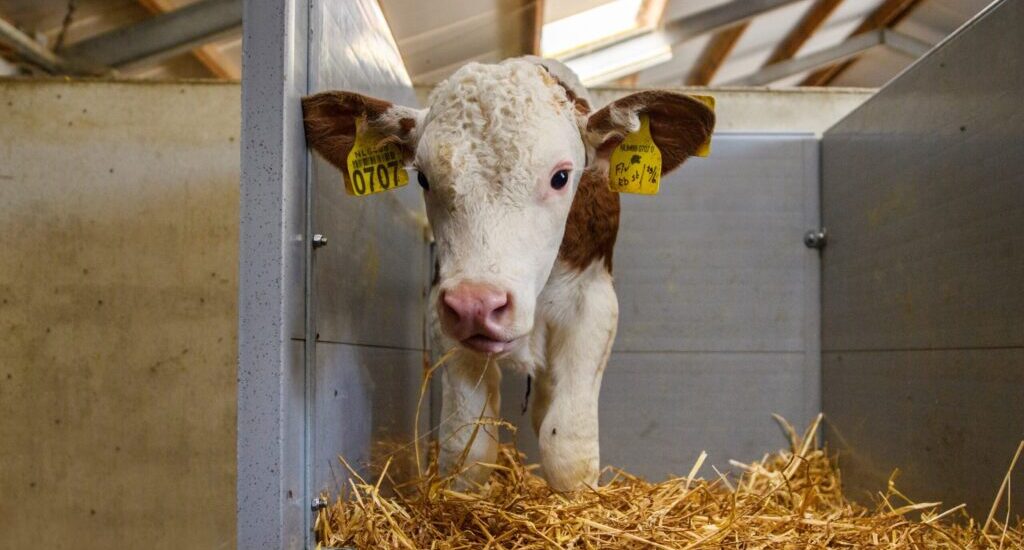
[{"xmin": 0, "ymin": 79, "xmax": 239, "ymax": 549}]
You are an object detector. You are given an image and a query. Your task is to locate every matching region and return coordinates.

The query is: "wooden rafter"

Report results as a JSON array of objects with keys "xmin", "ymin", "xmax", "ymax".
[
  {"xmin": 801, "ymin": 0, "xmax": 924, "ymax": 86},
  {"xmin": 686, "ymin": 22, "xmax": 749, "ymax": 86},
  {"xmin": 763, "ymin": 0, "xmax": 844, "ymax": 66},
  {"xmin": 614, "ymin": 73, "xmax": 639, "ymax": 87},
  {"xmin": 530, "ymin": 0, "xmax": 545, "ymax": 55},
  {"xmin": 637, "ymin": 0, "xmax": 669, "ymax": 28},
  {"xmin": 137, "ymin": 0, "xmax": 239, "ymax": 79}
]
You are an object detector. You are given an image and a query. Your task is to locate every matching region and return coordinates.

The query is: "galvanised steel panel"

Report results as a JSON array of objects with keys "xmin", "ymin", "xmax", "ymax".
[
  {"xmin": 501, "ymin": 352, "xmax": 812, "ymax": 481},
  {"xmin": 309, "ymin": 0, "xmax": 428, "ymax": 350},
  {"xmin": 311, "ymin": 192, "xmax": 429, "ymax": 349},
  {"xmin": 499, "ymin": 133, "xmax": 821, "ymax": 479},
  {"xmin": 823, "ymin": 349, "xmax": 1024, "ymax": 516},
  {"xmin": 821, "ymin": 0, "xmax": 1024, "ymax": 518},
  {"xmin": 601, "ymin": 351, "xmax": 810, "ymax": 479},
  {"xmin": 821, "ymin": 0, "xmax": 1024, "ymax": 352},
  {"xmin": 614, "ymin": 134, "xmax": 820, "ymax": 354},
  {"xmin": 305, "ymin": 2, "xmax": 430, "ymax": 547},
  {"xmin": 312, "ymin": 343, "xmax": 428, "ymax": 496}
]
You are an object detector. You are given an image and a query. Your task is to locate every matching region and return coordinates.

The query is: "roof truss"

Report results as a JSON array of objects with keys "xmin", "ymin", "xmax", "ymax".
[
  {"xmin": 60, "ymin": 0, "xmax": 240, "ymax": 72},
  {"xmin": 802, "ymin": 0, "xmax": 925, "ymax": 85},
  {"xmin": 727, "ymin": 28, "xmax": 929, "ymax": 86}
]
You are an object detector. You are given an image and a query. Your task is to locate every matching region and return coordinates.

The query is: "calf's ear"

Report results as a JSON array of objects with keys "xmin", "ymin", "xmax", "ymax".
[
  {"xmin": 584, "ymin": 91, "xmax": 715, "ymax": 175},
  {"xmin": 301, "ymin": 91, "xmax": 425, "ymax": 170}
]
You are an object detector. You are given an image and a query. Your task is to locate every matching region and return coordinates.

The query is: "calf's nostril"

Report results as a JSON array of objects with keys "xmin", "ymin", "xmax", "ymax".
[
  {"xmin": 440, "ymin": 291, "xmax": 464, "ymax": 324},
  {"xmin": 488, "ymin": 293, "xmax": 512, "ymax": 321}
]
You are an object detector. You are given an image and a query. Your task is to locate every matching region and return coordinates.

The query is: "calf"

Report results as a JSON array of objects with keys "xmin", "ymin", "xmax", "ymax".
[{"xmin": 302, "ymin": 57, "xmax": 714, "ymax": 491}]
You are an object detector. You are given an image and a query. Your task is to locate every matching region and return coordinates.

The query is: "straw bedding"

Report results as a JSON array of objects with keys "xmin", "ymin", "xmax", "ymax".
[
  {"xmin": 315, "ymin": 409, "xmax": 1022, "ymax": 549},
  {"xmin": 315, "ymin": 353, "xmax": 1022, "ymax": 548}
]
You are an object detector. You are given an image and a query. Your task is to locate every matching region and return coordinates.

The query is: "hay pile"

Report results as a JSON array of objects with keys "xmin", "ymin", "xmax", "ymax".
[{"xmin": 315, "ymin": 413, "xmax": 1022, "ymax": 549}]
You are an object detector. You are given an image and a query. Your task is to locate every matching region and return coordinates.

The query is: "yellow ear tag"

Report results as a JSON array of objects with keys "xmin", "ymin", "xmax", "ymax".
[
  {"xmin": 344, "ymin": 117, "xmax": 409, "ymax": 196},
  {"xmin": 692, "ymin": 95, "xmax": 715, "ymax": 157},
  {"xmin": 609, "ymin": 113, "xmax": 662, "ymax": 195}
]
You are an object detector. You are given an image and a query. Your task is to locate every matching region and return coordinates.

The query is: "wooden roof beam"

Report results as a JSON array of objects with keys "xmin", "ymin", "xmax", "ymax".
[
  {"xmin": 763, "ymin": 0, "xmax": 845, "ymax": 67},
  {"xmin": 530, "ymin": 0, "xmax": 545, "ymax": 55},
  {"xmin": 686, "ymin": 21, "xmax": 749, "ymax": 85}
]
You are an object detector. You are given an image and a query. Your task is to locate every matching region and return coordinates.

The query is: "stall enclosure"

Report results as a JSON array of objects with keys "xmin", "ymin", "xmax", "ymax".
[{"xmin": 239, "ymin": 0, "xmax": 1021, "ymax": 547}]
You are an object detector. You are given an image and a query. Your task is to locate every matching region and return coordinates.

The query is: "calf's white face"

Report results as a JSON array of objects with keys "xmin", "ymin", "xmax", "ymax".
[
  {"xmin": 302, "ymin": 59, "xmax": 590, "ymax": 356},
  {"xmin": 416, "ymin": 61, "xmax": 586, "ymax": 354}
]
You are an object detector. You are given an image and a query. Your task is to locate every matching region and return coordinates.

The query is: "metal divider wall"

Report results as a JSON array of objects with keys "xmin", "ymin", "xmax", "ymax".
[{"xmin": 820, "ymin": 0, "xmax": 1024, "ymax": 517}]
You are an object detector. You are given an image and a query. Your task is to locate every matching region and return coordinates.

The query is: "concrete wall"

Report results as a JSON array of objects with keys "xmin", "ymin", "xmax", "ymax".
[{"xmin": 0, "ymin": 79, "xmax": 239, "ymax": 549}]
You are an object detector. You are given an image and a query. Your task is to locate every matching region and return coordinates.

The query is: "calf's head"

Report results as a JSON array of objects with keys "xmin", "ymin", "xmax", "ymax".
[{"xmin": 303, "ymin": 58, "xmax": 713, "ymax": 355}]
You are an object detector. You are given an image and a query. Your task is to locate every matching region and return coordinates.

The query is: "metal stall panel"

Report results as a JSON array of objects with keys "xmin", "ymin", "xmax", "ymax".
[
  {"xmin": 500, "ymin": 134, "xmax": 821, "ymax": 479},
  {"xmin": 239, "ymin": 1, "xmax": 309, "ymax": 548},
  {"xmin": 306, "ymin": 0, "xmax": 431, "ymax": 504},
  {"xmin": 821, "ymin": 0, "xmax": 1024, "ymax": 516}
]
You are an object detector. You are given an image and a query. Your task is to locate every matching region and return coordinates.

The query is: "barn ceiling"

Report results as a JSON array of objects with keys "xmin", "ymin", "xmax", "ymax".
[{"xmin": 0, "ymin": 0, "xmax": 993, "ymax": 88}]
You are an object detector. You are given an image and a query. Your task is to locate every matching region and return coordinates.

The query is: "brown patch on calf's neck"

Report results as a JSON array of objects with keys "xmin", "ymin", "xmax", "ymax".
[{"xmin": 559, "ymin": 169, "xmax": 620, "ymax": 272}]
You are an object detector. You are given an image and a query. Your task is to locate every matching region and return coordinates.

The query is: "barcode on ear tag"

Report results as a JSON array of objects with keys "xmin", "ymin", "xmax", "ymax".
[
  {"xmin": 692, "ymin": 95, "xmax": 715, "ymax": 158},
  {"xmin": 608, "ymin": 114, "xmax": 662, "ymax": 195},
  {"xmin": 344, "ymin": 117, "xmax": 409, "ymax": 196}
]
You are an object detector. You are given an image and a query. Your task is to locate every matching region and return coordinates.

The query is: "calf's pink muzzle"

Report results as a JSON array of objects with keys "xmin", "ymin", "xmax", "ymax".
[{"xmin": 440, "ymin": 282, "xmax": 516, "ymax": 354}]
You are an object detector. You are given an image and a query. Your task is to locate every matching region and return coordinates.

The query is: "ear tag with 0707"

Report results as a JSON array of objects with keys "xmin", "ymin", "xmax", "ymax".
[{"xmin": 343, "ymin": 117, "xmax": 409, "ymax": 196}]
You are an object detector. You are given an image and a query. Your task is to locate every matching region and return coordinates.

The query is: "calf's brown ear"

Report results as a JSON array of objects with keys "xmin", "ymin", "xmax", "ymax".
[
  {"xmin": 301, "ymin": 91, "xmax": 424, "ymax": 170},
  {"xmin": 584, "ymin": 91, "xmax": 715, "ymax": 175}
]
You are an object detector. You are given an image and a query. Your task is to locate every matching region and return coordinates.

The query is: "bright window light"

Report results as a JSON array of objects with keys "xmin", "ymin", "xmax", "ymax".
[
  {"xmin": 541, "ymin": 0, "xmax": 644, "ymax": 58},
  {"xmin": 565, "ymin": 32, "xmax": 673, "ymax": 86}
]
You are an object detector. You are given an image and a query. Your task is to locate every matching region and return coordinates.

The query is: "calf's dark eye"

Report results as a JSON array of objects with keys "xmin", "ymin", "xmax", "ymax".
[
  {"xmin": 417, "ymin": 171, "xmax": 429, "ymax": 191},
  {"xmin": 550, "ymin": 169, "xmax": 570, "ymax": 190}
]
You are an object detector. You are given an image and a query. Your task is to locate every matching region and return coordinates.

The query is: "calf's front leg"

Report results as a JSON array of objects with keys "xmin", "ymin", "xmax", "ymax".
[
  {"xmin": 437, "ymin": 351, "xmax": 501, "ymax": 488},
  {"xmin": 429, "ymin": 285, "xmax": 502, "ymax": 490},
  {"xmin": 532, "ymin": 265, "xmax": 618, "ymax": 491}
]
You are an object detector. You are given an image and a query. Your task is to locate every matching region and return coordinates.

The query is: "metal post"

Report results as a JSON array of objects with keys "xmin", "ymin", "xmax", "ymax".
[{"xmin": 238, "ymin": 0, "xmax": 309, "ymax": 547}]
